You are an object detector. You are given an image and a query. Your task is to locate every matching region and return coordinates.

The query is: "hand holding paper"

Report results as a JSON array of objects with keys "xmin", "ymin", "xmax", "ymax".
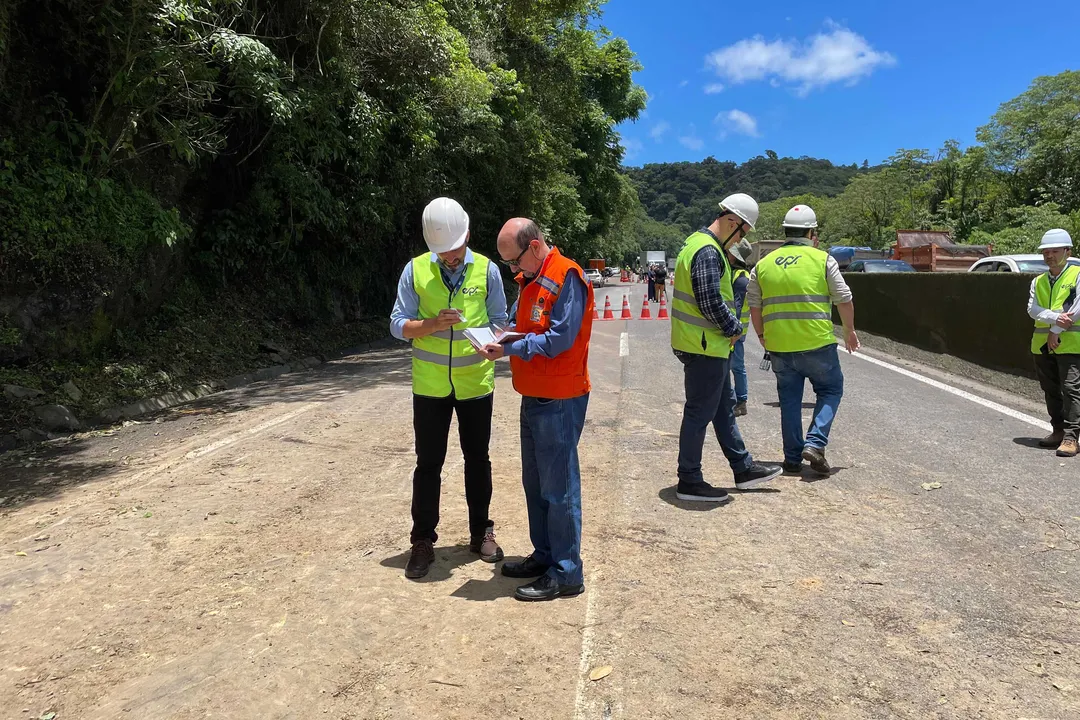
[{"xmin": 463, "ymin": 326, "xmax": 525, "ymax": 352}]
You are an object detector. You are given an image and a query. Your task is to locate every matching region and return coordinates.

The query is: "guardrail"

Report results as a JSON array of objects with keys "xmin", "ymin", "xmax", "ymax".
[{"xmin": 836, "ymin": 273, "xmax": 1036, "ymax": 378}]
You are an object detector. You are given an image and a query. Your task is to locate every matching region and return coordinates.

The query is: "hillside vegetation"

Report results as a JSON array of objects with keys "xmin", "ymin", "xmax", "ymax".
[
  {"xmin": 0, "ymin": 0, "xmax": 644, "ymax": 428},
  {"xmin": 624, "ymin": 70, "xmax": 1080, "ymax": 254}
]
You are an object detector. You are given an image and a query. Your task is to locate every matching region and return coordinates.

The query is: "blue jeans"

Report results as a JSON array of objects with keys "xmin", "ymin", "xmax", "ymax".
[
  {"xmin": 731, "ymin": 336, "xmax": 748, "ymax": 404},
  {"xmin": 520, "ymin": 394, "xmax": 589, "ymax": 586},
  {"xmin": 676, "ymin": 353, "xmax": 752, "ymax": 485},
  {"xmin": 771, "ymin": 344, "xmax": 845, "ymax": 465}
]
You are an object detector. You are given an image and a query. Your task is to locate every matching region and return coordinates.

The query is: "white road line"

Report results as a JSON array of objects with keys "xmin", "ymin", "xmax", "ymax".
[
  {"xmin": 853, "ymin": 352, "xmax": 1052, "ymax": 431},
  {"xmin": 573, "ymin": 572, "xmax": 602, "ymax": 720},
  {"xmin": 619, "ymin": 332, "xmax": 629, "ymax": 357},
  {"xmin": 185, "ymin": 404, "xmax": 318, "ymax": 459}
]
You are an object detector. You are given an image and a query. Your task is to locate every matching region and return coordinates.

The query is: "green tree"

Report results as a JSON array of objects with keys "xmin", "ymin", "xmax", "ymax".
[{"xmin": 977, "ymin": 70, "xmax": 1080, "ymax": 212}]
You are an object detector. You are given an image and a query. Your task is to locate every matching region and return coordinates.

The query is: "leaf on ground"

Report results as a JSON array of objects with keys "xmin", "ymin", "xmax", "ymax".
[
  {"xmin": 40, "ymin": 713, "xmax": 57, "ymax": 720},
  {"xmin": 841, "ymin": 620, "xmax": 856, "ymax": 626},
  {"xmin": 14, "ymin": 551, "xmax": 27, "ymax": 557},
  {"xmin": 589, "ymin": 665, "xmax": 613, "ymax": 681},
  {"xmin": 143, "ymin": 512, "xmax": 152, "ymax": 518},
  {"xmin": 920, "ymin": 482, "xmax": 943, "ymax": 491}
]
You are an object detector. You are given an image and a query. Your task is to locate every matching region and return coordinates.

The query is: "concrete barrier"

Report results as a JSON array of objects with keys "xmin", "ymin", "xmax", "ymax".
[{"xmin": 837, "ymin": 273, "xmax": 1037, "ymax": 378}]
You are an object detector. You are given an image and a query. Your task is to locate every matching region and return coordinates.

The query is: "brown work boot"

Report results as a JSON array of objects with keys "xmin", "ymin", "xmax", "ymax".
[
  {"xmin": 470, "ymin": 524, "xmax": 504, "ymax": 563},
  {"xmin": 1039, "ymin": 430, "xmax": 1064, "ymax": 448},
  {"xmin": 1057, "ymin": 437, "xmax": 1079, "ymax": 458},
  {"xmin": 405, "ymin": 539, "xmax": 435, "ymax": 579}
]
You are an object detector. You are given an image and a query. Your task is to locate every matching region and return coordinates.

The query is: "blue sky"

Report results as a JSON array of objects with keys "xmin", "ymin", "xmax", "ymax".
[{"xmin": 605, "ymin": 0, "xmax": 1080, "ymax": 167}]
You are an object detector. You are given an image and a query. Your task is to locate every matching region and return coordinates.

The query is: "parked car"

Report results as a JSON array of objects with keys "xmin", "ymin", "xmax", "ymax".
[
  {"xmin": 968, "ymin": 254, "xmax": 1080, "ymax": 274},
  {"xmin": 601, "ymin": 266, "xmax": 618, "ymax": 277},
  {"xmin": 845, "ymin": 259, "xmax": 916, "ymax": 273},
  {"xmin": 584, "ymin": 268, "xmax": 605, "ymax": 287}
]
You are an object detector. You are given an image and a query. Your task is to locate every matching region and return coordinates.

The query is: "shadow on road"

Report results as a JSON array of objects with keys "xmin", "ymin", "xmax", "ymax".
[
  {"xmin": 761, "ymin": 401, "xmax": 817, "ymax": 409},
  {"xmin": 0, "ymin": 347, "xmax": 464, "ymax": 512},
  {"xmin": 450, "ymin": 573, "xmax": 521, "ymax": 602},
  {"xmin": 1012, "ymin": 437, "xmax": 1049, "ymax": 449}
]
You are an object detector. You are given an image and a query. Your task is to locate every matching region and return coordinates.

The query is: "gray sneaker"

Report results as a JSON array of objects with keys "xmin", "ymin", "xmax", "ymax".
[{"xmin": 470, "ymin": 524, "xmax": 504, "ymax": 562}]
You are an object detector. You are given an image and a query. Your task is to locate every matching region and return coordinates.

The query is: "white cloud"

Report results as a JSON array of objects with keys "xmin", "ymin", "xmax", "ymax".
[
  {"xmin": 705, "ymin": 25, "xmax": 895, "ymax": 96},
  {"xmin": 622, "ymin": 137, "xmax": 644, "ymax": 159},
  {"xmin": 650, "ymin": 121, "xmax": 671, "ymax": 141},
  {"xmin": 679, "ymin": 79, "xmax": 689, "ymax": 88},
  {"xmin": 679, "ymin": 134, "xmax": 705, "ymax": 151},
  {"xmin": 715, "ymin": 109, "xmax": 760, "ymax": 138},
  {"xmin": 703, "ymin": 83, "xmax": 725, "ymax": 95}
]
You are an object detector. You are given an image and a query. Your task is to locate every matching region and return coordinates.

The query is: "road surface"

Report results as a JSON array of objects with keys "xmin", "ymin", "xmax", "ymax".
[{"xmin": 1, "ymin": 280, "xmax": 1077, "ymax": 719}]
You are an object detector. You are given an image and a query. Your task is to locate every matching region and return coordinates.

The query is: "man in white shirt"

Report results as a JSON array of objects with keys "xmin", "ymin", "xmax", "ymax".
[{"xmin": 1026, "ymin": 229, "xmax": 1080, "ymax": 457}]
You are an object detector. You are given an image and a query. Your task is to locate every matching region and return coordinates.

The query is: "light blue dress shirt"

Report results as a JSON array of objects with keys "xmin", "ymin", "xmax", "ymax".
[
  {"xmin": 390, "ymin": 249, "xmax": 509, "ymax": 340},
  {"xmin": 505, "ymin": 270, "xmax": 587, "ymax": 361}
]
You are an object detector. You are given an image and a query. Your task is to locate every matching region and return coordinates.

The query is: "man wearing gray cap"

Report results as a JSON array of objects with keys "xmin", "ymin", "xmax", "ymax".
[{"xmin": 727, "ymin": 239, "xmax": 754, "ymax": 417}]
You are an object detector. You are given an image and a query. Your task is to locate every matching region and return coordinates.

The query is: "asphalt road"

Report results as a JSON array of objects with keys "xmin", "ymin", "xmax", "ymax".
[{"xmin": 1, "ymin": 279, "xmax": 1077, "ymax": 719}]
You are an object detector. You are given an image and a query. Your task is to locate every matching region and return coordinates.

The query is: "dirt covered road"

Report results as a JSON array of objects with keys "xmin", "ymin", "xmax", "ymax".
[{"xmin": 2, "ymin": 281, "xmax": 1078, "ymax": 719}]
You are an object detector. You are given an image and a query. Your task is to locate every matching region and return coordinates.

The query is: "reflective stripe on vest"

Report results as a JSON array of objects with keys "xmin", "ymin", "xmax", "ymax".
[
  {"xmin": 1032, "ymin": 265, "xmax": 1080, "ymax": 354},
  {"xmin": 755, "ymin": 244, "xmax": 836, "ymax": 353},
  {"xmin": 670, "ymin": 231, "xmax": 733, "ymax": 358},
  {"xmin": 411, "ymin": 253, "xmax": 495, "ymax": 399}
]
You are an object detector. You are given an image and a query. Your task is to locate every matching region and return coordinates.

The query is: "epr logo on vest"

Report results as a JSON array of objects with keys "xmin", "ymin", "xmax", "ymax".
[{"xmin": 775, "ymin": 255, "xmax": 802, "ymax": 269}]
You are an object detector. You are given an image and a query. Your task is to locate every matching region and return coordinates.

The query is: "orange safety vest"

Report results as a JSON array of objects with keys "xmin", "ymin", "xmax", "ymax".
[{"xmin": 510, "ymin": 248, "xmax": 595, "ymax": 399}]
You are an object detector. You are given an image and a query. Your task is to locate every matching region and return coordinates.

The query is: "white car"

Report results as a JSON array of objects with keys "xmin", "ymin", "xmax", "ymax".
[
  {"xmin": 968, "ymin": 254, "xmax": 1080, "ymax": 274},
  {"xmin": 584, "ymin": 268, "xmax": 605, "ymax": 287}
]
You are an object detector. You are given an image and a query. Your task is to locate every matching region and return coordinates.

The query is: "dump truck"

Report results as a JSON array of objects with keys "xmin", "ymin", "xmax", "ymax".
[
  {"xmin": 892, "ymin": 230, "xmax": 993, "ymax": 272},
  {"xmin": 828, "ymin": 246, "xmax": 891, "ymax": 270}
]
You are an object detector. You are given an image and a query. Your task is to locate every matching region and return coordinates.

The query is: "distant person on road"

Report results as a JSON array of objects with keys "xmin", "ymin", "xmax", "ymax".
[
  {"xmin": 1027, "ymin": 228, "xmax": 1080, "ymax": 458},
  {"xmin": 670, "ymin": 193, "xmax": 782, "ymax": 503},
  {"xmin": 654, "ymin": 262, "xmax": 668, "ymax": 303},
  {"xmin": 478, "ymin": 218, "xmax": 595, "ymax": 601},
  {"xmin": 647, "ymin": 264, "xmax": 656, "ymax": 302},
  {"xmin": 748, "ymin": 204, "xmax": 859, "ymax": 477},
  {"xmin": 727, "ymin": 239, "xmax": 754, "ymax": 417},
  {"xmin": 389, "ymin": 197, "xmax": 508, "ymax": 580}
]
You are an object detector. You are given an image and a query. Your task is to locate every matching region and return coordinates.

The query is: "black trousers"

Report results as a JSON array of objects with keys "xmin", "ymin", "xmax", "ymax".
[
  {"xmin": 411, "ymin": 393, "xmax": 494, "ymax": 543},
  {"xmin": 1033, "ymin": 351, "xmax": 1080, "ymax": 440}
]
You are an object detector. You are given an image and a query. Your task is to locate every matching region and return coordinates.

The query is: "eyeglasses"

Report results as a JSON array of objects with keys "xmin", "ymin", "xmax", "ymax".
[{"xmin": 500, "ymin": 241, "xmax": 534, "ymax": 268}]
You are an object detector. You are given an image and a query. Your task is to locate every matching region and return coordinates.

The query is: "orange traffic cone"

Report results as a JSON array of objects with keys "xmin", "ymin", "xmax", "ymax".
[
  {"xmin": 620, "ymin": 294, "xmax": 633, "ymax": 319},
  {"xmin": 593, "ymin": 302, "xmax": 600, "ymax": 320},
  {"xmin": 639, "ymin": 296, "xmax": 652, "ymax": 319},
  {"xmin": 657, "ymin": 295, "xmax": 670, "ymax": 319},
  {"xmin": 602, "ymin": 296, "xmax": 614, "ymax": 320}
]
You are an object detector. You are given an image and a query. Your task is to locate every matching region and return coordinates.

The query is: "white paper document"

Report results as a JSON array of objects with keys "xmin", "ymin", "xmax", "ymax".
[{"xmin": 462, "ymin": 326, "xmax": 526, "ymax": 351}]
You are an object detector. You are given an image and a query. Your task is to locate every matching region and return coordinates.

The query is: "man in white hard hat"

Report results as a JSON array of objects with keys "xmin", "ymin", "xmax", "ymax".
[
  {"xmin": 727, "ymin": 238, "xmax": 754, "ymax": 417},
  {"xmin": 389, "ymin": 197, "xmax": 509, "ymax": 578},
  {"xmin": 1027, "ymin": 228, "xmax": 1080, "ymax": 457},
  {"xmin": 670, "ymin": 193, "xmax": 782, "ymax": 503},
  {"xmin": 747, "ymin": 204, "xmax": 859, "ymax": 476}
]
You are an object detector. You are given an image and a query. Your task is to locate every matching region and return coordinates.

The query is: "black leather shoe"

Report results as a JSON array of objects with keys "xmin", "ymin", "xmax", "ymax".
[
  {"xmin": 501, "ymin": 554, "xmax": 550, "ymax": 578},
  {"xmin": 405, "ymin": 539, "xmax": 434, "ymax": 579},
  {"xmin": 514, "ymin": 574, "xmax": 585, "ymax": 602},
  {"xmin": 782, "ymin": 461, "xmax": 803, "ymax": 475}
]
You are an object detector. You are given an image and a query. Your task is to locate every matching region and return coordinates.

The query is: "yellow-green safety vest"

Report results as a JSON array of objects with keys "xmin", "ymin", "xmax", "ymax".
[
  {"xmin": 671, "ymin": 231, "xmax": 735, "ymax": 358},
  {"xmin": 734, "ymin": 267, "xmax": 751, "ymax": 330},
  {"xmin": 755, "ymin": 244, "xmax": 836, "ymax": 353},
  {"xmin": 411, "ymin": 253, "xmax": 495, "ymax": 400},
  {"xmin": 1031, "ymin": 264, "xmax": 1080, "ymax": 354}
]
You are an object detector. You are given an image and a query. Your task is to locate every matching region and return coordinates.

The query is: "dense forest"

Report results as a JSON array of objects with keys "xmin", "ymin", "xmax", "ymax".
[
  {"xmin": 0, "ymin": 0, "xmax": 646, "ymax": 425},
  {"xmin": 625, "ymin": 70, "xmax": 1080, "ymax": 255}
]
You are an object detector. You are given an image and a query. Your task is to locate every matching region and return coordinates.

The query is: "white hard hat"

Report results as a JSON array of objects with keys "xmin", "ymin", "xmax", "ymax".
[
  {"xmin": 719, "ymin": 193, "xmax": 759, "ymax": 229},
  {"xmin": 421, "ymin": 197, "xmax": 469, "ymax": 254},
  {"xmin": 782, "ymin": 204, "xmax": 818, "ymax": 229},
  {"xmin": 1038, "ymin": 228, "xmax": 1073, "ymax": 250}
]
